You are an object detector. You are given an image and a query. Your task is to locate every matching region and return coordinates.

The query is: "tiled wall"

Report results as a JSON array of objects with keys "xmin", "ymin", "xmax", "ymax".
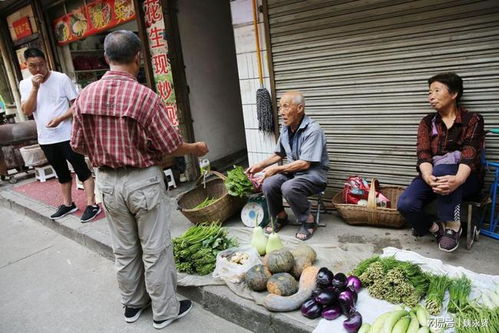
[{"xmin": 230, "ymin": 0, "xmax": 276, "ymax": 166}]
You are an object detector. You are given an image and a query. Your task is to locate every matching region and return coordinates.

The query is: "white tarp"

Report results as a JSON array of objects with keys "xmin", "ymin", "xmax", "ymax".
[{"xmin": 313, "ymin": 247, "xmax": 499, "ymax": 333}]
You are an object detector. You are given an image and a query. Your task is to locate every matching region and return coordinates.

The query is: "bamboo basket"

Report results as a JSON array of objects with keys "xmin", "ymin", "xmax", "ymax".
[
  {"xmin": 176, "ymin": 170, "xmax": 246, "ymax": 225},
  {"xmin": 332, "ymin": 179, "xmax": 406, "ymax": 228}
]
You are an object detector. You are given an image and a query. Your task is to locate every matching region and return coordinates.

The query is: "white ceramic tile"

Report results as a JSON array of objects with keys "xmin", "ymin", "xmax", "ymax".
[{"xmin": 242, "ymin": 104, "xmax": 258, "ymax": 129}]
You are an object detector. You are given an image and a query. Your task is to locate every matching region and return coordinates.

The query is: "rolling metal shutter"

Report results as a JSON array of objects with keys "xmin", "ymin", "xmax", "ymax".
[{"xmin": 266, "ymin": 0, "xmax": 499, "ymax": 194}]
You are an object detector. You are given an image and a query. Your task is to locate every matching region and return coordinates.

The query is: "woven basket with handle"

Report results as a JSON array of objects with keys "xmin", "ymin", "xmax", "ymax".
[
  {"xmin": 176, "ymin": 170, "xmax": 246, "ymax": 225},
  {"xmin": 332, "ymin": 178, "xmax": 406, "ymax": 228}
]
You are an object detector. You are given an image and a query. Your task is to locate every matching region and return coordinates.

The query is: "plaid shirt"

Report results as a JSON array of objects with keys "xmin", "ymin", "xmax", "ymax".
[
  {"xmin": 71, "ymin": 71, "xmax": 182, "ymax": 168},
  {"xmin": 416, "ymin": 107, "xmax": 484, "ymax": 175}
]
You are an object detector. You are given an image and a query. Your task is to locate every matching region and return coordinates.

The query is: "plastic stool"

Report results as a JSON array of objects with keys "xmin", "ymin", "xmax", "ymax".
[
  {"xmin": 163, "ymin": 168, "xmax": 176, "ymax": 189},
  {"xmin": 35, "ymin": 164, "xmax": 57, "ymax": 182}
]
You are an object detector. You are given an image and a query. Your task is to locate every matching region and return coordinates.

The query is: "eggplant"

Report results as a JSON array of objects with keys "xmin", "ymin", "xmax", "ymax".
[
  {"xmin": 341, "ymin": 288, "xmax": 358, "ymax": 305},
  {"xmin": 300, "ymin": 298, "xmax": 323, "ymax": 319},
  {"xmin": 311, "ymin": 287, "xmax": 323, "ymax": 299},
  {"xmin": 316, "ymin": 267, "xmax": 334, "ymax": 288},
  {"xmin": 314, "ymin": 289, "xmax": 338, "ymax": 305},
  {"xmin": 343, "ymin": 311, "xmax": 362, "ymax": 333},
  {"xmin": 346, "ymin": 275, "xmax": 362, "ymax": 293},
  {"xmin": 331, "ymin": 272, "xmax": 347, "ymax": 290},
  {"xmin": 321, "ymin": 305, "xmax": 342, "ymax": 321},
  {"xmin": 338, "ymin": 290, "xmax": 355, "ymax": 316}
]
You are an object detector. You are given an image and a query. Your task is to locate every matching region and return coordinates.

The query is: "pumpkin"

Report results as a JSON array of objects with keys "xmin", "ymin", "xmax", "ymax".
[
  {"xmin": 291, "ymin": 255, "xmax": 313, "ymax": 279},
  {"xmin": 245, "ymin": 264, "xmax": 272, "ymax": 291},
  {"xmin": 290, "ymin": 244, "xmax": 317, "ymax": 263},
  {"xmin": 266, "ymin": 248, "xmax": 294, "ymax": 274},
  {"xmin": 262, "ymin": 253, "xmax": 269, "ymax": 267},
  {"xmin": 289, "ymin": 245, "xmax": 317, "ymax": 279},
  {"xmin": 267, "ymin": 273, "xmax": 298, "ymax": 296},
  {"xmin": 263, "ymin": 266, "xmax": 320, "ymax": 312}
]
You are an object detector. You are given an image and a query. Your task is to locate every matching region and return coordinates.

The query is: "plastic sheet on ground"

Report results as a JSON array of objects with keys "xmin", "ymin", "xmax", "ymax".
[
  {"xmin": 177, "ymin": 226, "xmax": 375, "ymax": 299},
  {"xmin": 313, "ymin": 247, "xmax": 499, "ymax": 333}
]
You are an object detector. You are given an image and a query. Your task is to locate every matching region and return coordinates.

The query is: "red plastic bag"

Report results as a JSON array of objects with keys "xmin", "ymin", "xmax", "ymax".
[
  {"xmin": 342, "ymin": 176, "xmax": 391, "ymax": 208},
  {"xmin": 343, "ymin": 176, "xmax": 371, "ymax": 204}
]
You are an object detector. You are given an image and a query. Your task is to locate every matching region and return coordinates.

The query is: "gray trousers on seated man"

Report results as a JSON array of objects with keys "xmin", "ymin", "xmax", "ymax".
[{"xmin": 262, "ymin": 173, "xmax": 326, "ymax": 223}]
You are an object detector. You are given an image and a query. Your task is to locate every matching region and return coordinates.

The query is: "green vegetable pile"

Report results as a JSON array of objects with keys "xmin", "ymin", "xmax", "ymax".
[
  {"xmin": 453, "ymin": 304, "xmax": 499, "ymax": 333},
  {"xmin": 351, "ymin": 256, "xmax": 430, "ymax": 307},
  {"xmin": 193, "ymin": 196, "xmax": 218, "ymax": 209},
  {"xmin": 424, "ymin": 273, "xmax": 451, "ymax": 315},
  {"xmin": 173, "ymin": 223, "xmax": 238, "ymax": 276},
  {"xmin": 224, "ymin": 165, "xmax": 254, "ymax": 197},
  {"xmin": 448, "ymin": 275, "xmax": 472, "ymax": 313}
]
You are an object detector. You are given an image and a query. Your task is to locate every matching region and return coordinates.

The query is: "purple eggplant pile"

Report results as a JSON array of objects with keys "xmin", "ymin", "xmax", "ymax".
[{"xmin": 300, "ymin": 267, "xmax": 363, "ymax": 333}]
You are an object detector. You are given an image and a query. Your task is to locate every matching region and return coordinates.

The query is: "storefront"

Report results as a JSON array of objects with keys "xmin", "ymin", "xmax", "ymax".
[
  {"xmin": 240, "ymin": 0, "xmax": 499, "ymax": 193},
  {"xmin": 0, "ymin": 1, "xmax": 46, "ymax": 122},
  {"xmin": 1, "ymin": 0, "xmax": 248, "ymax": 181}
]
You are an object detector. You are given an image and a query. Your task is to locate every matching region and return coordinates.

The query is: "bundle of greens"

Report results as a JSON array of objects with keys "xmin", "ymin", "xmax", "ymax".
[
  {"xmin": 425, "ymin": 273, "xmax": 451, "ymax": 315},
  {"xmin": 224, "ymin": 166, "xmax": 254, "ymax": 197},
  {"xmin": 453, "ymin": 303, "xmax": 499, "ymax": 333},
  {"xmin": 173, "ymin": 223, "xmax": 238, "ymax": 275},
  {"xmin": 193, "ymin": 196, "xmax": 218, "ymax": 209},
  {"xmin": 448, "ymin": 275, "xmax": 472, "ymax": 313},
  {"xmin": 351, "ymin": 256, "xmax": 430, "ymax": 307}
]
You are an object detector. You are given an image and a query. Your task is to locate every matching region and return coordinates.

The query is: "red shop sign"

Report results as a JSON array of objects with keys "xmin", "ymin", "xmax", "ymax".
[
  {"xmin": 12, "ymin": 17, "xmax": 33, "ymax": 40},
  {"xmin": 53, "ymin": 0, "xmax": 136, "ymax": 45}
]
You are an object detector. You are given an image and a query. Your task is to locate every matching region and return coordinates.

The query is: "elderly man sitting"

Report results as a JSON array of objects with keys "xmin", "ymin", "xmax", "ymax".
[{"xmin": 247, "ymin": 91, "xmax": 329, "ymax": 240}]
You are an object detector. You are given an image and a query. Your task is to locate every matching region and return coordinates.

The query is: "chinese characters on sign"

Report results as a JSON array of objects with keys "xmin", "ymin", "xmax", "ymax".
[
  {"xmin": 12, "ymin": 17, "xmax": 32, "ymax": 40},
  {"xmin": 52, "ymin": 0, "xmax": 135, "ymax": 45},
  {"xmin": 143, "ymin": 0, "xmax": 179, "ymax": 127},
  {"xmin": 428, "ymin": 316, "xmax": 489, "ymax": 329}
]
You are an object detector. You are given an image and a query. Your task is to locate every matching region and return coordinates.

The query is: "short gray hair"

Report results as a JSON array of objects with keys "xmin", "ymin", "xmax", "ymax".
[
  {"xmin": 286, "ymin": 91, "xmax": 306, "ymax": 108},
  {"xmin": 104, "ymin": 30, "xmax": 141, "ymax": 64}
]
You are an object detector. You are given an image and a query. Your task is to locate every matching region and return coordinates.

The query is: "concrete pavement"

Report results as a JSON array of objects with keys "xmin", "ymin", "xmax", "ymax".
[{"xmin": 0, "ymin": 206, "xmax": 250, "ymax": 333}]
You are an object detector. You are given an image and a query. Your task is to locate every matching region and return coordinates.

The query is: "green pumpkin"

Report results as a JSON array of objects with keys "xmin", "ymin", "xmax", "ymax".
[
  {"xmin": 246, "ymin": 264, "xmax": 272, "ymax": 291},
  {"xmin": 266, "ymin": 273, "xmax": 298, "ymax": 296},
  {"xmin": 267, "ymin": 248, "xmax": 294, "ymax": 274}
]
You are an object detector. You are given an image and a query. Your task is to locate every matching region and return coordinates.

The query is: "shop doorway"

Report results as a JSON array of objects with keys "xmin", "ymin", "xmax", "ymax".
[{"xmin": 174, "ymin": 0, "xmax": 247, "ymax": 171}]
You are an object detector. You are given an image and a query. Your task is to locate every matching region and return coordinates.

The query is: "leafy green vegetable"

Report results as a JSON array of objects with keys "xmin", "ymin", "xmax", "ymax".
[
  {"xmin": 224, "ymin": 165, "xmax": 254, "ymax": 197},
  {"xmin": 193, "ymin": 196, "xmax": 218, "ymax": 209},
  {"xmin": 448, "ymin": 275, "xmax": 472, "ymax": 313},
  {"xmin": 173, "ymin": 223, "xmax": 238, "ymax": 275},
  {"xmin": 352, "ymin": 256, "xmax": 430, "ymax": 307},
  {"xmin": 453, "ymin": 303, "xmax": 499, "ymax": 333},
  {"xmin": 425, "ymin": 274, "xmax": 451, "ymax": 315}
]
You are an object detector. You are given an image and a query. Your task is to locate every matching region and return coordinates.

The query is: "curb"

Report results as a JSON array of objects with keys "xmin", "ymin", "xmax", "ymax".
[{"xmin": 1, "ymin": 189, "xmax": 315, "ymax": 333}]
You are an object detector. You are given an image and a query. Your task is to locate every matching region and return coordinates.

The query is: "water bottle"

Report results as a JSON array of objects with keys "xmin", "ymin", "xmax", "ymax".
[{"xmin": 199, "ymin": 158, "xmax": 210, "ymax": 175}]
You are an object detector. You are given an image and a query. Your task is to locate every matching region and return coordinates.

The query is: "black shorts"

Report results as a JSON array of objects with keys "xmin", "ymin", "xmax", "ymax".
[{"xmin": 40, "ymin": 141, "xmax": 92, "ymax": 184}]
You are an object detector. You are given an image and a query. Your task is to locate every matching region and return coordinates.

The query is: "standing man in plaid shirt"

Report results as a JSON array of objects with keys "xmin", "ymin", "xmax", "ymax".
[{"xmin": 71, "ymin": 30, "xmax": 208, "ymax": 329}]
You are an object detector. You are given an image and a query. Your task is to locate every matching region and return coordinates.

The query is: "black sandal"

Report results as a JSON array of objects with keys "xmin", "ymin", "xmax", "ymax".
[
  {"xmin": 296, "ymin": 222, "xmax": 317, "ymax": 241},
  {"xmin": 264, "ymin": 216, "xmax": 289, "ymax": 234}
]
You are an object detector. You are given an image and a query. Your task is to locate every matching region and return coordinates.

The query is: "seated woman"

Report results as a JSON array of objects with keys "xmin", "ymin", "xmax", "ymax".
[{"xmin": 397, "ymin": 72, "xmax": 484, "ymax": 253}]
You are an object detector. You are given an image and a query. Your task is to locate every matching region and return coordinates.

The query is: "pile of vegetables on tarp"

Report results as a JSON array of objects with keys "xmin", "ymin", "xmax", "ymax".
[
  {"xmin": 173, "ymin": 223, "xmax": 238, "ymax": 275},
  {"xmin": 244, "ymin": 244, "xmax": 320, "ymax": 312},
  {"xmin": 224, "ymin": 165, "xmax": 254, "ymax": 198},
  {"xmin": 361, "ymin": 304, "xmax": 431, "ymax": 333},
  {"xmin": 301, "ymin": 267, "xmax": 364, "ymax": 333},
  {"xmin": 350, "ymin": 255, "xmax": 499, "ymax": 333},
  {"xmin": 351, "ymin": 256, "xmax": 430, "ymax": 307}
]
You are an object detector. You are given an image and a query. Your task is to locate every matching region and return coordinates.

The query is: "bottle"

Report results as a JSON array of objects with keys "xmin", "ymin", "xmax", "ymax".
[{"xmin": 199, "ymin": 158, "xmax": 210, "ymax": 175}]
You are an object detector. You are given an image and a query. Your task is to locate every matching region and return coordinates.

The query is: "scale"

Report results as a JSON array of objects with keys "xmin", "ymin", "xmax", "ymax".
[{"xmin": 241, "ymin": 193, "xmax": 269, "ymax": 228}]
